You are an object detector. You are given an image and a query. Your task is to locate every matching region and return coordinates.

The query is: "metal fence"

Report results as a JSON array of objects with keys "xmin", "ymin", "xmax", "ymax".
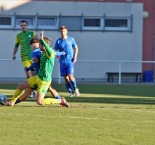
[{"xmin": 0, "ymin": 59, "xmax": 155, "ymax": 85}]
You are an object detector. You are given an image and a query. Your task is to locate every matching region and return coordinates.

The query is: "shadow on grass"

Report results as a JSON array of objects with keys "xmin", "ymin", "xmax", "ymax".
[
  {"xmin": 66, "ymin": 97, "xmax": 155, "ymax": 105},
  {"xmin": 6, "ymin": 95, "xmax": 155, "ymax": 105},
  {"xmin": 1, "ymin": 83, "xmax": 155, "ymax": 97}
]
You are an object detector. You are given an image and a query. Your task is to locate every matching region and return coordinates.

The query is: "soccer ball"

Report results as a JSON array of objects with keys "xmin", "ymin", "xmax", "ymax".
[{"xmin": 0, "ymin": 94, "xmax": 7, "ymax": 105}]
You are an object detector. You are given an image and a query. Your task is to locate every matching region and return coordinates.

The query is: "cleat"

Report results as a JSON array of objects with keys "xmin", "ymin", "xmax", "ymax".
[
  {"xmin": 6, "ymin": 101, "xmax": 14, "ymax": 106},
  {"xmin": 0, "ymin": 102, "xmax": 5, "ymax": 106},
  {"xmin": 74, "ymin": 88, "xmax": 80, "ymax": 97},
  {"xmin": 70, "ymin": 93, "xmax": 74, "ymax": 97},
  {"xmin": 60, "ymin": 97, "xmax": 70, "ymax": 108}
]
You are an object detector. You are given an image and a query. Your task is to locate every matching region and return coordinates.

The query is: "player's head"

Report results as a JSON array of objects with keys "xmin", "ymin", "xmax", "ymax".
[
  {"xmin": 60, "ymin": 25, "xmax": 68, "ymax": 38},
  {"xmin": 29, "ymin": 37, "xmax": 40, "ymax": 50},
  {"xmin": 39, "ymin": 36, "xmax": 51, "ymax": 51},
  {"xmin": 20, "ymin": 20, "xmax": 28, "ymax": 32}
]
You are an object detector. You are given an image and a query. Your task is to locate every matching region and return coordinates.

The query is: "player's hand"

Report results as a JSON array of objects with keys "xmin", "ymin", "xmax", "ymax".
[
  {"xmin": 12, "ymin": 56, "xmax": 16, "ymax": 60},
  {"xmin": 40, "ymin": 31, "xmax": 44, "ymax": 40},
  {"xmin": 73, "ymin": 58, "xmax": 77, "ymax": 63},
  {"xmin": 33, "ymin": 57, "xmax": 38, "ymax": 63}
]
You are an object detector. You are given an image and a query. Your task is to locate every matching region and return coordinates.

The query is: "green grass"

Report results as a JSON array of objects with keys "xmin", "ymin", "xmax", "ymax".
[{"xmin": 0, "ymin": 83, "xmax": 155, "ymax": 145}]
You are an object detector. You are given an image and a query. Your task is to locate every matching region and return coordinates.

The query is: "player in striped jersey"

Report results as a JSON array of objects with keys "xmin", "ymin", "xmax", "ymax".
[
  {"xmin": 12, "ymin": 20, "xmax": 37, "ymax": 78},
  {"xmin": 12, "ymin": 20, "xmax": 37, "ymax": 98}
]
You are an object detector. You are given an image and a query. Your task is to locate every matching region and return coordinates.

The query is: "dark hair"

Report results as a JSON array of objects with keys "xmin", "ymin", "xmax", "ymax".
[
  {"xmin": 29, "ymin": 37, "xmax": 40, "ymax": 45},
  {"xmin": 60, "ymin": 25, "xmax": 68, "ymax": 30},
  {"xmin": 20, "ymin": 20, "xmax": 28, "ymax": 25}
]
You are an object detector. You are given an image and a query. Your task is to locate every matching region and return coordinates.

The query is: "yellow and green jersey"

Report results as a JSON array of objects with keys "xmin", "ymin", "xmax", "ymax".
[
  {"xmin": 38, "ymin": 39, "xmax": 55, "ymax": 82},
  {"xmin": 15, "ymin": 31, "xmax": 36, "ymax": 62}
]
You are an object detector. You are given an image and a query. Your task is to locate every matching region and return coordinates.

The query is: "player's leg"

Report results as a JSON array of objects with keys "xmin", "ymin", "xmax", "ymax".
[
  {"xmin": 36, "ymin": 80, "xmax": 69, "ymax": 107},
  {"xmin": 48, "ymin": 84, "xmax": 61, "ymax": 99},
  {"xmin": 23, "ymin": 60, "xmax": 36, "ymax": 98},
  {"xmin": 64, "ymin": 76, "xmax": 74, "ymax": 97},
  {"xmin": 67, "ymin": 62, "xmax": 80, "ymax": 97},
  {"xmin": 6, "ymin": 80, "xmax": 31, "ymax": 106},
  {"xmin": 15, "ymin": 88, "xmax": 34, "ymax": 104},
  {"xmin": 36, "ymin": 81, "xmax": 60, "ymax": 105},
  {"xmin": 22, "ymin": 60, "xmax": 33, "ymax": 78},
  {"xmin": 60, "ymin": 62, "xmax": 74, "ymax": 96}
]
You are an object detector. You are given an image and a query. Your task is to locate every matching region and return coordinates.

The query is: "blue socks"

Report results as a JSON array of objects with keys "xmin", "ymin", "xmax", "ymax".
[
  {"xmin": 56, "ymin": 95, "xmax": 61, "ymax": 99},
  {"xmin": 71, "ymin": 80, "xmax": 77, "ymax": 90},
  {"xmin": 66, "ymin": 82, "xmax": 73, "ymax": 93}
]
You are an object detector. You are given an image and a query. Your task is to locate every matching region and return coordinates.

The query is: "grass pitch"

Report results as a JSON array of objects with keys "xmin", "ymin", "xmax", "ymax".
[{"xmin": 0, "ymin": 83, "xmax": 155, "ymax": 145}]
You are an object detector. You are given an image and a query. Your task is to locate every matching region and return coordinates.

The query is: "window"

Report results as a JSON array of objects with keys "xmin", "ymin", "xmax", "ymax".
[
  {"xmin": 82, "ymin": 17, "xmax": 103, "ymax": 30},
  {"xmin": 0, "ymin": 16, "xmax": 12, "ymax": 28},
  {"xmin": 59, "ymin": 16, "xmax": 82, "ymax": 30},
  {"xmin": 0, "ymin": 14, "xmax": 132, "ymax": 32},
  {"xmin": 84, "ymin": 19, "xmax": 100, "ymax": 27},
  {"xmin": 37, "ymin": 16, "xmax": 57, "ymax": 29},
  {"xmin": 15, "ymin": 16, "xmax": 34, "ymax": 28},
  {"xmin": 0, "ymin": 17, "xmax": 11, "ymax": 25},
  {"xmin": 104, "ymin": 17, "xmax": 132, "ymax": 31}
]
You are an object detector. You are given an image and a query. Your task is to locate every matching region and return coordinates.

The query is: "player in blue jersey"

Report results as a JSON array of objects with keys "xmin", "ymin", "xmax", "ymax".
[
  {"xmin": 54, "ymin": 26, "xmax": 80, "ymax": 97},
  {"xmin": 25, "ymin": 39, "xmax": 42, "ymax": 75}
]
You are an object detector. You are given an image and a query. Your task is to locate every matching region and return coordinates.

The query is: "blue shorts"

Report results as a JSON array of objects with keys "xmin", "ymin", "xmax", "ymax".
[{"xmin": 60, "ymin": 61, "xmax": 74, "ymax": 76}]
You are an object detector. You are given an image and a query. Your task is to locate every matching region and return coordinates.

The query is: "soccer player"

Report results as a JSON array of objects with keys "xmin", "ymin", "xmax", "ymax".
[
  {"xmin": 12, "ymin": 20, "xmax": 37, "ymax": 78},
  {"xmin": 7, "ymin": 31, "xmax": 69, "ymax": 107},
  {"xmin": 12, "ymin": 20, "xmax": 37, "ymax": 98},
  {"xmin": 54, "ymin": 25, "xmax": 80, "ymax": 97},
  {"xmin": 25, "ymin": 37, "xmax": 65, "ymax": 100}
]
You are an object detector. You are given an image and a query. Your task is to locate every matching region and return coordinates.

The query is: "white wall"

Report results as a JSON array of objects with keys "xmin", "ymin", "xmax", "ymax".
[{"xmin": 0, "ymin": 1, "xmax": 143, "ymax": 82}]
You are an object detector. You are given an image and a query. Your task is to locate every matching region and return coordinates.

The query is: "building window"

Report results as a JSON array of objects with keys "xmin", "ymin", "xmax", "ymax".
[
  {"xmin": 84, "ymin": 19, "xmax": 100, "ymax": 27},
  {"xmin": 0, "ymin": 17, "xmax": 11, "ymax": 25},
  {"xmin": 37, "ymin": 16, "xmax": 57, "ymax": 29},
  {"xmin": 59, "ymin": 16, "xmax": 82, "ymax": 30},
  {"xmin": 104, "ymin": 17, "xmax": 132, "ymax": 31},
  {"xmin": 15, "ymin": 16, "xmax": 34, "ymax": 28},
  {"xmin": 0, "ymin": 16, "xmax": 12, "ymax": 28},
  {"xmin": 82, "ymin": 17, "xmax": 103, "ymax": 30}
]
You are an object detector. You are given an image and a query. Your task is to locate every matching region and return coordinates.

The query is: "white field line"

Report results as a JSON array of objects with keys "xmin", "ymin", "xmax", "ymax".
[{"xmin": 0, "ymin": 112, "xmax": 154, "ymax": 123}]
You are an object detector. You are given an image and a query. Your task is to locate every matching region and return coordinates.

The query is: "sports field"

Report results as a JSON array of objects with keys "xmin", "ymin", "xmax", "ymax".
[{"xmin": 0, "ymin": 83, "xmax": 155, "ymax": 145}]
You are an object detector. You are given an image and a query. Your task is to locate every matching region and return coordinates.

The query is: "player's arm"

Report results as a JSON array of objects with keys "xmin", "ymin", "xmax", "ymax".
[
  {"xmin": 53, "ymin": 40, "xmax": 62, "ymax": 59},
  {"xmin": 12, "ymin": 36, "xmax": 19, "ymax": 60},
  {"xmin": 33, "ymin": 32, "xmax": 38, "ymax": 38},
  {"xmin": 73, "ymin": 46, "xmax": 78, "ymax": 63},
  {"xmin": 40, "ymin": 31, "xmax": 54, "ymax": 58},
  {"xmin": 12, "ymin": 46, "xmax": 18, "ymax": 60},
  {"xmin": 55, "ymin": 51, "xmax": 66, "ymax": 56}
]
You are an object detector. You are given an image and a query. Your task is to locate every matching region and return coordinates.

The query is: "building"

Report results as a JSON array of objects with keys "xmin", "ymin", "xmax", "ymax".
[{"xmin": 0, "ymin": 0, "xmax": 154, "ymax": 82}]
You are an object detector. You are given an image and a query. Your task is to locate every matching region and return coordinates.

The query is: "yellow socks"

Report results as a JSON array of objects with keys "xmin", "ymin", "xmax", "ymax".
[
  {"xmin": 43, "ymin": 98, "xmax": 61, "ymax": 105},
  {"xmin": 11, "ymin": 89, "xmax": 22, "ymax": 103}
]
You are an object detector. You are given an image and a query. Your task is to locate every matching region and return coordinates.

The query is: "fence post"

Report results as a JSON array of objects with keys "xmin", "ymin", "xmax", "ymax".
[
  {"xmin": 118, "ymin": 62, "xmax": 122, "ymax": 85},
  {"xmin": 58, "ymin": 63, "xmax": 61, "ymax": 84}
]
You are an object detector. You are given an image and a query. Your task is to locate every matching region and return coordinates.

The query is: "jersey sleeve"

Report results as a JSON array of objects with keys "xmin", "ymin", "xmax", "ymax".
[
  {"xmin": 33, "ymin": 31, "xmax": 37, "ymax": 37},
  {"xmin": 72, "ymin": 37, "xmax": 77, "ymax": 49},
  {"xmin": 15, "ymin": 35, "xmax": 19, "ymax": 48}
]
